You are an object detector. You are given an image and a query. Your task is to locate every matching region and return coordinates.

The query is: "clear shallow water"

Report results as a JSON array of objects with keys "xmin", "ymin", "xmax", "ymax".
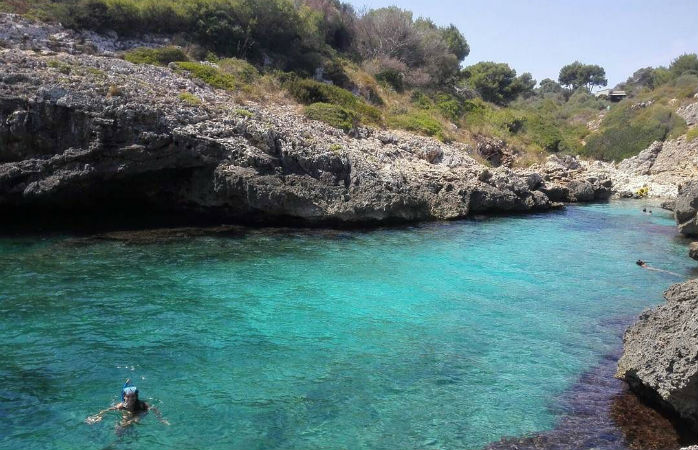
[{"xmin": 0, "ymin": 201, "xmax": 693, "ymax": 450}]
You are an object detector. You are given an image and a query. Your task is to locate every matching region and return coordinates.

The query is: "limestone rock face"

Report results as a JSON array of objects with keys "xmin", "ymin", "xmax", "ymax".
[
  {"xmin": 0, "ymin": 13, "xmax": 625, "ymax": 228},
  {"xmin": 475, "ymin": 136, "xmax": 513, "ymax": 168},
  {"xmin": 617, "ymin": 141, "xmax": 663, "ymax": 175},
  {"xmin": 577, "ymin": 122, "xmax": 698, "ymax": 200},
  {"xmin": 652, "ymin": 135, "xmax": 698, "ymax": 175},
  {"xmin": 566, "ymin": 179, "xmax": 595, "ymax": 202},
  {"xmin": 689, "ymin": 242, "xmax": 698, "ymax": 261},
  {"xmin": 677, "ymin": 102, "xmax": 698, "ymax": 126},
  {"xmin": 0, "ymin": 35, "xmax": 559, "ymax": 227},
  {"xmin": 616, "ymin": 280, "xmax": 698, "ymax": 432},
  {"xmin": 675, "ymin": 180, "xmax": 698, "ymax": 236},
  {"xmin": 528, "ymin": 155, "xmax": 612, "ymax": 203}
]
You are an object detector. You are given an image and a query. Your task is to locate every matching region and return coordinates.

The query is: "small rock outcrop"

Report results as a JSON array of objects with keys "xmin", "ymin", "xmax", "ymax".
[
  {"xmin": 617, "ymin": 141, "xmax": 664, "ymax": 175},
  {"xmin": 675, "ymin": 180, "xmax": 698, "ymax": 236},
  {"xmin": 474, "ymin": 136, "xmax": 514, "ymax": 168},
  {"xmin": 652, "ymin": 136, "xmax": 698, "ymax": 175},
  {"xmin": 529, "ymin": 155, "xmax": 612, "ymax": 202},
  {"xmin": 616, "ymin": 280, "xmax": 698, "ymax": 433},
  {"xmin": 689, "ymin": 242, "xmax": 698, "ymax": 261},
  {"xmin": 677, "ymin": 102, "xmax": 698, "ymax": 127}
]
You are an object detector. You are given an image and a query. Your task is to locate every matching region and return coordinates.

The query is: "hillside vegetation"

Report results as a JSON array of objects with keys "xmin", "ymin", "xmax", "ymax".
[{"xmin": 2, "ymin": 0, "xmax": 697, "ymax": 165}]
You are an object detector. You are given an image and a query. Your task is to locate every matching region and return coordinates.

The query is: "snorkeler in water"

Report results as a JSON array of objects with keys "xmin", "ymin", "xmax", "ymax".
[
  {"xmin": 635, "ymin": 259, "xmax": 681, "ymax": 277},
  {"xmin": 85, "ymin": 380, "xmax": 169, "ymax": 426}
]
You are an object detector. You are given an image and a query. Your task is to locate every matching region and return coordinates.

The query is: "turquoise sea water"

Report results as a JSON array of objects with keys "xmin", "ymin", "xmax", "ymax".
[{"xmin": 0, "ymin": 201, "xmax": 693, "ymax": 450}]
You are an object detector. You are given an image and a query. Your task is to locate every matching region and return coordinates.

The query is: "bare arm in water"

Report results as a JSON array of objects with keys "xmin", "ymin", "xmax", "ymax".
[
  {"xmin": 85, "ymin": 405, "xmax": 118, "ymax": 424},
  {"xmin": 146, "ymin": 404, "xmax": 170, "ymax": 425}
]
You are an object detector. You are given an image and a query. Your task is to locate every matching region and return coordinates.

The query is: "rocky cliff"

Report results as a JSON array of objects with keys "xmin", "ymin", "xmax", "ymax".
[
  {"xmin": 675, "ymin": 180, "xmax": 698, "ymax": 236},
  {"xmin": 3, "ymin": 14, "xmax": 695, "ymax": 229},
  {"xmin": 582, "ymin": 134, "xmax": 698, "ymax": 200},
  {"xmin": 0, "ymin": 48, "xmax": 554, "ymax": 227},
  {"xmin": 616, "ymin": 280, "xmax": 698, "ymax": 433},
  {"xmin": 0, "ymin": 14, "xmax": 615, "ymax": 228}
]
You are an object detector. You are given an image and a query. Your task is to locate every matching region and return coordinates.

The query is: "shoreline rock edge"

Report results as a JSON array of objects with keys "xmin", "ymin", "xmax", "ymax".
[{"xmin": 616, "ymin": 279, "xmax": 698, "ymax": 434}]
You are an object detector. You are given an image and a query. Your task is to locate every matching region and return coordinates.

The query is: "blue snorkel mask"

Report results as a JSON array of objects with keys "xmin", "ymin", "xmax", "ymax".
[{"xmin": 121, "ymin": 380, "xmax": 138, "ymax": 401}]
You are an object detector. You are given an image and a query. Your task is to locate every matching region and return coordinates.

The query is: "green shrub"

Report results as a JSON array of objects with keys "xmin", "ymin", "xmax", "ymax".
[
  {"xmin": 287, "ymin": 78, "xmax": 353, "ymax": 105},
  {"xmin": 178, "ymin": 92, "xmax": 202, "ymax": 106},
  {"xmin": 489, "ymin": 108, "xmax": 525, "ymax": 133},
  {"xmin": 322, "ymin": 59, "xmax": 351, "ymax": 88},
  {"xmin": 234, "ymin": 108, "xmax": 254, "ymax": 118},
  {"xmin": 434, "ymin": 92, "xmax": 464, "ymax": 122},
  {"xmin": 173, "ymin": 62, "xmax": 238, "ymax": 90},
  {"xmin": 286, "ymin": 78, "xmax": 382, "ymax": 124},
  {"xmin": 47, "ymin": 59, "xmax": 72, "ymax": 74},
  {"xmin": 375, "ymin": 69, "xmax": 404, "ymax": 92},
  {"xmin": 218, "ymin": 58, "xmax": 259, "ymax": 83},
  {"xmin": 673, "ymin": 74, "xmax": 698, "ymax": 98},
  {"xmin": 582, "ymin": 103, "xmax": 686, "ymax": 161},
  {"xmin": 31, "ymin": 0, "xmax": 331, "ymax": 73},
  {"xmin": 304, "ymin": 103, "xmax": 357, "ymax": 132},
  {"xmin": 123, "ymin": 46, "xmax": 188, "ymax": 66},
  {"xmin": 410, "ymin": 91, "xmax": 433, "ymax": 110},
  {"xmin": 387, "ymin": 111, "xmax": 444, "ymax": 139},
  {"xmin": 525, "ymin": 115, "xmax": 563, "ymax": 152},
  {"xmin": 685, "ymin": 127, "xmax": 698, "ymax": 142}
]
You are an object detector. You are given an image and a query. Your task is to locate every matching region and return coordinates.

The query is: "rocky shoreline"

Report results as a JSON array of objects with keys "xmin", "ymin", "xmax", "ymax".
[
  {"xmin": 616, "ymin": 281, "xmax": 698, "ymax": 436},
  {"xmin": 3, "ymin": 13, "xmax": 695, "ymax": 230},
  {"xmin": 615, "ymin": 182, "xmax": 698, "ymax": 441}
]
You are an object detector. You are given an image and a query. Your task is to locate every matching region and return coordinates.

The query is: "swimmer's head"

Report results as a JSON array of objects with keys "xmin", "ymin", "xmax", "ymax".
[{"xmin": 122, "ymin": 386, "xmax": 138, "ymax": 402}]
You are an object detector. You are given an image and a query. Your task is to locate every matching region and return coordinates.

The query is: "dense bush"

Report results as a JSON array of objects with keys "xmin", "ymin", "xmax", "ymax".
[
  {"xmin": 387, "ymin": 111, "xmax": 444, "ymax": 139},
  {"xmin": 218, "ymin": 58, "xmax": 259, "ymax": 83},
  {"xmin": 304, "ymin": 102, "xmax": 357, "ymax": 131},
  {"xmin": 123, "ymin": 46, "xmax": 188, "ymax": 65},
  {"xmin": 669, "ymin": 53, "xmax": 698, "ymax": 77},
  {"xmin": 686, "ymin": 127, "xmax": 698, "ymax": 142},
  {"xmin": 35, "ymin": 0, "xmax": 330, "ymax": 72},
  {"xmin": 178, "ymin": 91, "xmax": 202, "ymax": 106},
  {"xmin": 300, "ymin": 0, "xmax": 356, "ymax": 52},
  {"xmin": 524, "ymin": 115, "xmax": 571, "ymax": 153},
  {"xmin": 173, "ymin": 62, "xmax": 239, "ymax": 90},
  {"xmin": 619, "ymin": 54, "xmax": 697, "ymax": 97},
  {"xmin": 434, "ymin": 92, "xmax": 465, "ymax": 122},
  {"xmin": 375, "ymin": 69, "xmax": 404, "ymax": 92},
  {"xmin": 461, "ymin": 62, "xmax": 536, "ymax": 105},
  {"xmin": 582, "ymin": 103, "xmax": 686, "ymax": 161},
  {"xmin": 286, "ymin": 78, "xmax": 381, "ymax": 124},
  {"xmin": 354, "ymin": 7, "xmax": 468, "ymax": 87}
]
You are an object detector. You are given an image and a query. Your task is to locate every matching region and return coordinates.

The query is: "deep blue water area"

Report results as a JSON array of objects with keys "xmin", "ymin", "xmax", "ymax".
[{"xmin": 0, "ymin": 200, "xmax": 693, "ymax": 450}]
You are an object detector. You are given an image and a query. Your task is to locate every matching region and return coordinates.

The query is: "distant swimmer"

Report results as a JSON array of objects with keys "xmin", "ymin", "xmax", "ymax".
[
  {"xmin": 642, "ymin": 208, "xmax": 647, "ymax": 213},
  {"xmin": 85, "ymin": 380, "xmax": 169, "ymax": 427},
  {"xmin": 635, "ymin": 259, "xmax": 681, "ymax": 277}
]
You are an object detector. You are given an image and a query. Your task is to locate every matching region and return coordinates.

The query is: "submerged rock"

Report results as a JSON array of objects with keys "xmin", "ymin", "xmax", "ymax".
[{"xmin": 616, "ymin": 280, "xmax": 698, "ymax": 433}]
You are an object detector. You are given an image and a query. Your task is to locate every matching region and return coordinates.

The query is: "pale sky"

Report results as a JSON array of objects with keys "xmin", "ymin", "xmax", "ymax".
[{"xmin": 346, "ymin": 0, "xmax": 698, "ymax": 88}]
